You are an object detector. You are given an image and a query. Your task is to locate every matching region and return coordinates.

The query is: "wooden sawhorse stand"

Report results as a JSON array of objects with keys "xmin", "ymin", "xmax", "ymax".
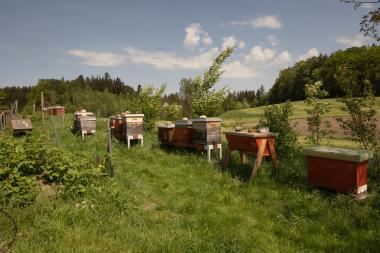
[{"xmin": 223, "ymin": 131, "xmax": 279, "ymax": 181}]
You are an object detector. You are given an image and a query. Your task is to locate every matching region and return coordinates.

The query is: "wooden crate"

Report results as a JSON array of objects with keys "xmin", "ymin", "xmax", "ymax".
[
  {"xmin": 158, "ymin": 124, "xmax": 175, "ymax": 145},
  {"xmin": 303, "ymin": 146, "xmax": 369, "ymax": 194},
  {"xmin": 72, "ymin": 110, "xmax": 96, "ymax": 138},
  {"xmin": 121, "ymin": 113, "xmax": 144, "ymax": 137},
  {"xmin": 47, "ymin": 106, "xmax": 65, "ymax": 115},
  {"xmin": 11, "ymin": 119, "xmax": 33, "ymax": 135},
  {"xmin": 110, "ymin": 115, "xmax": 123, "ymax": 139},
  {"xmin": 192, "ymin": 117, "xmax": 221, "ymax": 145},
  {"xmin": 173, "ymin": 119, "xmax": 192, "ymax": 146}
]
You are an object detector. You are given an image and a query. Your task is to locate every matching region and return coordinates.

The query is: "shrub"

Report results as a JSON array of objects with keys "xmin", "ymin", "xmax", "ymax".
[
  {"xmin": 336, "ymin": 82, "xmax": 379, "ymax": 155},
  {"xmin": 135, "ymin": 84, "xmax": 166, "ymax": 131},
  {"xmin": 0, "ymin": 133, "xmax": 106, "ymax": 206},
  {"xmin": 257, "ymin": 101, "xmax": 298, "ymax": 159},
  {"xmin": 305, "ymin": 81, "xmax": 332, "ymax": 145}
]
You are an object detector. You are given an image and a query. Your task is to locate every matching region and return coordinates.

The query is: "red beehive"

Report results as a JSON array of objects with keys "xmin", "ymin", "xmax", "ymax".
[
  {"xmin": 47, "ymin": 106, "xmax": 65, "ymax": 116},
  {"xmin": 158, "ymin": 124, "xmax": 175, "ymax": 145},
  {"xmin": 173, "ymin": 118, "xmax": 193, "ymax": 147},
  {"xmin": 110, "ymin": 115, "xmax": 123, "ymax": 139},
  {"xmin": 303, "ymin": 146, "xmax": 369, "ymax": 195}
]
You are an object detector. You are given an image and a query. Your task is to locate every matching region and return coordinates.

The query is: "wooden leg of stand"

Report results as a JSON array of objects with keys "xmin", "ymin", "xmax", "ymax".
[{"xmin": 251, "ymin": 139, "xmax": 267, "ymax": 181}]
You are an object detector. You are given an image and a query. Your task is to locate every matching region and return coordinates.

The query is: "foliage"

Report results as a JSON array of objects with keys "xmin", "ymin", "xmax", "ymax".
[
  {"xmin": 179, "ymin": 78, "xmax": 194, "ymax": 118},
  {"xmin": 268, "ymin": 45, "xmax": 380, "ymax": 104},
  {"xmin": 257, "ymin": 101, "xmax": 298, "ymax": 159},
  {"xmin": 336, "ymin": 82, "xmax": 379, "ymax": 154},
  {"xmin": 135, "ymin": 84, "xmax": 166, "ymax": 131},
  {"xmin": 305, "ymin": 81, "xmax": 332, "ymax": 145},
  {"xmin": 341, "ymin": 0, "xmax": 380, "ymax": 41},
  {"xmin": 162, "ymin": 102, "xmax": 183, "ymax": 121},
  {"xmin": 191, "ymin": 47, "xmax": 234, "ymax": 117},
  {"xmin": 0, "ymin": 133, "xmax": 106, "ymax": 206}
]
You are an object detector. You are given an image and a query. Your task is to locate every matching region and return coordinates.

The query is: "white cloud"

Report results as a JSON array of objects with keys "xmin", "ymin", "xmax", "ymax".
[
  {"xmin": 222, "ymin": 36, "xmax": 246, "ymax": 50},
  {"xmin": 123, "ymin": 47, "xmax": 219, "ymax": 70},
  {"xmin": 361, "ymin": 3, "xmax": 375, "ymax": 9},
  {"xmin": 298, "ymin": 48, "xmax": 319, "ymax": 61},
  {"xmin": 244, "ymin": 46, "xmax": 276, "ymax": 63},
  {"xmin": 183, "ymin": 23, "xmax": 213, "ymax": 49},
  {"xmin": 336, "ymin": 34, "xmax": 368, "ymax": 47},
  {"xmin": 266, "ymin": 34, "xmax": 279, "ymax": 46},
  {"xmin": 274, "ymin": 50, "xmax": 292, "ymax": 65},
  {"xmin": 67, "ymin": 49, "xmax": 125, "ymax": 66},
  {"xmin": 229, "ymin": 15, "xmax": 282, "ymax": 29},
  {"xmin": 223, "ymin": 61, "xmax": 260, "ymax": 79}
]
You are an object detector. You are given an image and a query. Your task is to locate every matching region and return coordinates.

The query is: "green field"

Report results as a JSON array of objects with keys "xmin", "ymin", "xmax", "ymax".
[
  {"xmin": 220, "ymin": 97, "xmax": 380, "ymax": 130},
  {"xmin": 2, "ymin": 102, "xmax": 380, "ymax": 253}
]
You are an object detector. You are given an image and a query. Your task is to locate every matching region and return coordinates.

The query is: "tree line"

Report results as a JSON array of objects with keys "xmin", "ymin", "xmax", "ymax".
[{"xmin": 268, "ymin": 45, "xmax": 380, "ymax": 104}]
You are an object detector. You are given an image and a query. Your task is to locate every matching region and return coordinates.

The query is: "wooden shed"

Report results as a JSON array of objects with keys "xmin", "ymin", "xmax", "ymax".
[
  {"xmin": 192, "ymin": 117, "xmax": 221, "ymax": 145},
  {"xmin": 72, "ymin": 110, "xmax": 97, "ymax": 139},
  {"xmin": 11, "ymin": 119, "xmax": 33, "ymax": 135}
]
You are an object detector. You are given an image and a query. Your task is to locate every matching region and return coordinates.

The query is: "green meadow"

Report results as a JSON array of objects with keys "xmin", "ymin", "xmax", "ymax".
[{"xmin": 2, "ymin": 99, "xmax": 380, "ymax": 253}]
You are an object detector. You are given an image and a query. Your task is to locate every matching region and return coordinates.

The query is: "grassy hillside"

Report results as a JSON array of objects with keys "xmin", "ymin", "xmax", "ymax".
[
  {"xmin": 3, "ymin": 113, "xmax": 380, "ymax": 253},
  {"xmin": 220, "ymin": 97, "xmax": 380, "ymax": 130}
]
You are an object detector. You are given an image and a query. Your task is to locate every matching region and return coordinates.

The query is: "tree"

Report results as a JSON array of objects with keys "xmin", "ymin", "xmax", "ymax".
[
  {"xmin": 304, "ymin": 81, "xmax": 332, "ymax": 145},
  {"xmin": 179, "ymin": 78, "xmax": 194, "ymax": 118},
  {"xmin": 191, "ymin": 47, "xmax": 234, "ymax": 117},
  {"xmin": 336, "ymin": 81, "xmax": 379, "ymax": 155},
  {"xmin": 135, "ymin": 84, "xmax": 166, "ymax": 131},
  {"xmin": 341, "ymin": 0, "xmax": 380, "ymax": 41}
]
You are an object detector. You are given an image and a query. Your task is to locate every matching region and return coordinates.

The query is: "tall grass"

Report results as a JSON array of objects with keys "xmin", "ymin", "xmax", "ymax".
[{"xmin": 3, "ymin": 114, "xmax": 379, "ymax": 252}]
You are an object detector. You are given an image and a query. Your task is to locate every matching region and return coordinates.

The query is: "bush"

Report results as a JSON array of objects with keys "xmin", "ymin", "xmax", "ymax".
[
  {"xmin": 0, "ymin": 133, "xmax": 106, "ymax": 206},
  {"xmin": 135, "ymin": 84, "xmax": 166, "ymax": 131},
  {"xmin": 257, "ymin": 101, "xmax": 298, "ymax": 160}
]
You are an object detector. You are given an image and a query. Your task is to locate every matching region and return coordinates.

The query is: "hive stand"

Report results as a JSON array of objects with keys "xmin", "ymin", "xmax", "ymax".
[
  {"xmin": 204, "ymin": 143, "xmax": 222, "ymax": 162},
  {"xmin": 223, "ymin": 131, "xmax": 279, "ymax": 181},
  {"xmin": 127, "ymin": 134, "xmax": 144, "ymax": 149}
]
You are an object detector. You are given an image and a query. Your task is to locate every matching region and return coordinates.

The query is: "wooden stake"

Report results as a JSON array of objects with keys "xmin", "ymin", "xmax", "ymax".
[
  {"xmin": 107, "ymin": 119, "xmax": 115, "ymax": 177},
  {"xmin": 50, "ymin": 113, "xmax": 60, "ymax": 147},
  {"xmin": 41, "ymin": 91, "xmax": 45, "ymax": 129}
]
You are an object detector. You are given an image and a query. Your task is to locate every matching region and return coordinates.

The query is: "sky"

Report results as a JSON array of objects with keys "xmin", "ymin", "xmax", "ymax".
[{"xmin": 0, "ymin": 0, "xmax": 378, "ymax": 93}]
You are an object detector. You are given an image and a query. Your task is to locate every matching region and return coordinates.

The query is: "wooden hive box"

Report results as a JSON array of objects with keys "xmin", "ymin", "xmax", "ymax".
[
  {"xmin": 121, "ymin": 113, "xmax": 144, "ymax": 137},
  {"xmin": 110, "ymin": 115, "xmax": 123, "ymax": 139},
  {"xmin": 158, "ymin": 124, "xmax": 175, "ymax": 145},
  {"xmin": 11, "ymin": 119, "xmax": 33, "ymax": 135},
  {"xmin": 47, "ymin": 106, "xmax": 65, "ymax": 116},
  {"xmin": 73, "ymin": 110, "xmax": 96, "ymax": 135},
  {"xmin": 173, "ymin": 118, "xmax": 193, "ymax": 147},
  {"xmin": 303, "ymin": 146, "xmax": 369, "ymax": 195},
  {"xmin": 192, "ymin": 117, "xmax": 221, "ymax": 145}
]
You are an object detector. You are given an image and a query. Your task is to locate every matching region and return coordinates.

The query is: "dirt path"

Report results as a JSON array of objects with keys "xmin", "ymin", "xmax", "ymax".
[{"xmin": 291, "ymin": 116, "xmax": 380, "ymax": 137}]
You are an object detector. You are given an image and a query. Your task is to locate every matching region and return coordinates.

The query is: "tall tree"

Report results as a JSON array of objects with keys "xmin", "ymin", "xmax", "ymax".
[{"xmin": 341, "ymin": 0, "xmax": 380, "ymax": 41}]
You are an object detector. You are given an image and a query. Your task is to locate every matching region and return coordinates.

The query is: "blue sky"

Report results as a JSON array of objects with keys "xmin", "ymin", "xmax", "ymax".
[{"xmin": 0, "ymin": 0, "xmax": 378, "ymax": 93}]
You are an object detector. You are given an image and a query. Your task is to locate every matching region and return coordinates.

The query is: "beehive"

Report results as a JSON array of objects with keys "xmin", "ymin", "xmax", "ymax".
[
  {"xmin": 173, "ymin": 118, "xmax": 192, "ymax": 147},
  {"xmin": 11, "ymin": 119, "xmax": 33, "ymax": 135},
  {"xmin": 158, "ymin": 124, "xmax": 175, "ymax": 145},
  {"xmin": 110, "ymin": 115, "xmax": 123, "ymax": 139},
  {"xmin": 121, "ymin": 113, "xmax": 144, "ymax": 137},
  {"xmin": 47, "ymin": 106, "xmax": 65, "ymax": 116},
  {"xmin": 303, "ymin": 146, "xmax": 369, "ymax": 194},
  {"xmin": 192, "ymin": 117, "xmax": 221, "ymax": 145},
  {"xmin": 73, "ymin": 110, "xmax": 96, "ymax": 137}
]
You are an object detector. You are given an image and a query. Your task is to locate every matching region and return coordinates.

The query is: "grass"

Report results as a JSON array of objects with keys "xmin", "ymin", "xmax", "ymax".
[
  {"xmin": 220, "ymin": 97, "xmax": 380, "ymax": 130},
  {"xmin": 2, "ymin": 113, "xmax": 380, "ymax": 252}
]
